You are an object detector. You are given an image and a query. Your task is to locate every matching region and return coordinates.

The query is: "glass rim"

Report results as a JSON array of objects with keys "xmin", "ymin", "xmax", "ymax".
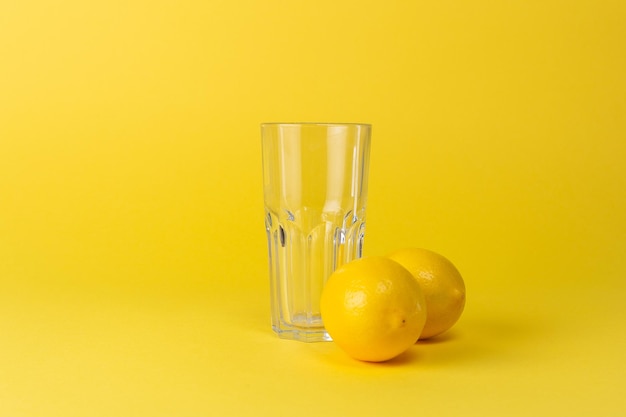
[{"xmin": 261, "ymin": 122, "xmax": 371, "ymax": 128}]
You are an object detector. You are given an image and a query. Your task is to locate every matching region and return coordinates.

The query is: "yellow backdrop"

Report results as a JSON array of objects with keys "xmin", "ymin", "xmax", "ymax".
[{"xmin": 1, "ymin": 1, "xmax": 625, "ymax": 416}]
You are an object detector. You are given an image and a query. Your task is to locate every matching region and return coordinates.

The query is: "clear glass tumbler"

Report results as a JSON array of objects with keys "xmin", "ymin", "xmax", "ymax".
[{"xmin": 261, "ymin": 123, "xmax": 372, "ymax": 342}]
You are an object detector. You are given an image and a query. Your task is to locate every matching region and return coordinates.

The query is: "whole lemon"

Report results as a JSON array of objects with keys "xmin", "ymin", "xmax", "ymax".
[
  {"xmin": 320, "ymin": 256, "xmax": 426, "ymax": 362},
  {"xmin": 387, "ymin": 248, "xmax": 466, "ymax": 340}
]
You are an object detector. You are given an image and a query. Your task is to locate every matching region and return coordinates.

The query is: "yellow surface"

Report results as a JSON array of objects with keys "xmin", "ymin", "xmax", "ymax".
[{"xmin": 1, "ymin": 0, "xmax": 625, "ymax": 416}]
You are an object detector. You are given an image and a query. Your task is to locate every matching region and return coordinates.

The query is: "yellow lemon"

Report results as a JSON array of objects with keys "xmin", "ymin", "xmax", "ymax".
[
  {"xmin": 320, "ymin": 256, "xmax": 426, "ymax": 362},
  {"xmin": 386, "ymin": 248, "xmax": 466, "ymax": 340}
]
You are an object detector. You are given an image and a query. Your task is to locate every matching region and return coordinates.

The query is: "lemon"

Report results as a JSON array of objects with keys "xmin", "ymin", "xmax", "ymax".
[
  {"xmin": 320, "ymin": 256, "xmax": 426, "ymax": 362},
  {"xmin": 386, "ymin": 248, "xmax": 466, "ymax": 340}
]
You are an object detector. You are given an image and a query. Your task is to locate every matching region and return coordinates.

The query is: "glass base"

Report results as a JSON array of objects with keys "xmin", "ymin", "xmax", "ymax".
[{"xmin": 272, "ymin": 325, "xmax": 332, "ymax": 342}]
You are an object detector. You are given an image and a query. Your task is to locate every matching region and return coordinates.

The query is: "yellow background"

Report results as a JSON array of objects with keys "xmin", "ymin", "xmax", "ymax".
[{"xmin": 1, "ymin": 0, "xmax": 625, "ymax": 416}]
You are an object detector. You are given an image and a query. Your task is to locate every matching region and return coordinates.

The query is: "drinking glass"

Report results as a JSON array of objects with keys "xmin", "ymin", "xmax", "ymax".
[{"xmin": 261, "ymin": 123, "xmax": 371, "ymax": 342}]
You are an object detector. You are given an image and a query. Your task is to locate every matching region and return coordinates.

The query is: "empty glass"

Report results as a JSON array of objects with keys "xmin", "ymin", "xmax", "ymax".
[{"xmin": 261, "ymin": 123, "xmax": 371, "ymax": 342}]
